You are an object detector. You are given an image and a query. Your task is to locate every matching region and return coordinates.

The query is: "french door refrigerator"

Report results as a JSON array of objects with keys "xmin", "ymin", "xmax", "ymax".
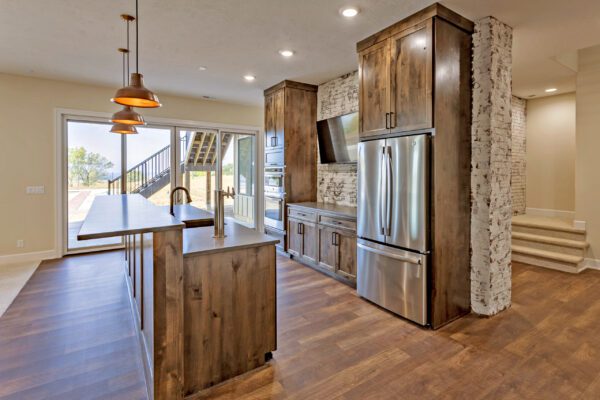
[{"xmin": 357, "ymin": 134, "xmax": 430, "ymax": 325}]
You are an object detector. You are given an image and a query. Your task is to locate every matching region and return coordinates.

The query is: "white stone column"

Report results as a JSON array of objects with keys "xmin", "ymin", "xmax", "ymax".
[{"xmin": 471, "ymin": 17, "xmax": 513, "ymax": 316}]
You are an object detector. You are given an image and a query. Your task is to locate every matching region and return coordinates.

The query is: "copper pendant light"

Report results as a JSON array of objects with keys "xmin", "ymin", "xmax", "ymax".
[
  {"xmin": 110, "ymin": 123, "xmax": 138, "ymax": 134},
  {"xmin": 111, "ymin": 0, "xmax": 161, "ymax": 108},
  {"xmin": 111, "ymin": 16, "xmax": 145, "ymax": 126}
]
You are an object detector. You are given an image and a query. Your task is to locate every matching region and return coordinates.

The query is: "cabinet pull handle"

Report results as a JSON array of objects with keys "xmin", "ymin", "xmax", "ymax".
[
  {"xmin": 390, "ymin": 112, "xmax": 395, "ymax": 129},
  {"xmin": 331, "ymin": 231, "xmax": 335, "ymax": 246},
  {"xmin": 385, "ymin": 112, "xmax": 390, "ymax": 129},
  {"xmin": 271, "ymin": 136, "xmax": 277, "ymax": 147}
]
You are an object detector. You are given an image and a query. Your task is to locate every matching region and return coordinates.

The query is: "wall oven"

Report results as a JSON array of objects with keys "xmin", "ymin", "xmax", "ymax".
[
  {"xmin": 264, "ymin": 193, "xmax": 285, "ymax": 231},
  {"xmin": 264, "ymin": 167, "xmax": 285, "ymax": 194}
]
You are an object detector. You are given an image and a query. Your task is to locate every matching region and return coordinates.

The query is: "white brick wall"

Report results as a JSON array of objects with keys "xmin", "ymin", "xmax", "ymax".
[
  {"xmin": 511, "ymin": 96, "xmax": 527, "ymax": 215},
  {"xmin": 470, "ymin": 17, "xmax": 513, "ymax": 316},
  {"xmin": 317, "ymin": 71, "xmax": 359, "ymax": 207}
]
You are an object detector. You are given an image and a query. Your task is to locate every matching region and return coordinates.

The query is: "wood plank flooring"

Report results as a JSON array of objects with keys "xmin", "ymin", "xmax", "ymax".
[{"xmin": 2, "ymin": 251, "xmax": 600, "ymax": 399}]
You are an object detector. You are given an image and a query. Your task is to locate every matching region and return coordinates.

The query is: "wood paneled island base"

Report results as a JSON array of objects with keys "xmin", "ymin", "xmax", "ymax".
[{"xmin": 77, "ymin": 195, "xmax": 278, "ymax": 400}]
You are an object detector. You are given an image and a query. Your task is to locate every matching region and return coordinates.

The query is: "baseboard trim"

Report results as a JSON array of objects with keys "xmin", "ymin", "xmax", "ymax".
[
  {"xmin": 574, "ymin": 220, "xmax": 587, "ymax": 230},
  {"xmin": 526, "ymin": 207, "xmax": 576, "ymax": 221},
  {"xmin": 583, "ymin": 258, "xmax": 600, "ymax": 271},
  {"xmin": 0, "ymin": 249, "xmax": 58, "ymax": 265}
]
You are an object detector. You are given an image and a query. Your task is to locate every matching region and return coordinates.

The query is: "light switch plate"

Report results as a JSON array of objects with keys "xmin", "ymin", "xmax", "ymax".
[{"xmin": 26, "ymin": 186, "xmax": 45, "ymax": 194}]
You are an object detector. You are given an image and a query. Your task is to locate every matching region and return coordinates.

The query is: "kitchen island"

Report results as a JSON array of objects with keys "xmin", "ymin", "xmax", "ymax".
[{"xmin": 78, "ymin": 194, "xmax": 278, "ymax": 399}]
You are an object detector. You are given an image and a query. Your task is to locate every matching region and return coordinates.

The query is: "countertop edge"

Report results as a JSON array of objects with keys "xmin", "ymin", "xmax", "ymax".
[
  {"xmin": 77, "ymin": 223, "xmax": 184, "ymax": 241},
  {"xmin": 288, "ymin": 202, "xmax": 357, "ymax": 220}
]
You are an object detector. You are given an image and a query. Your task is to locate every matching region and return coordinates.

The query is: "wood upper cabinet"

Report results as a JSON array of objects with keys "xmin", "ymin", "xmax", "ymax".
[
  {"xmin": 264, "ymin": 89, "xmax": 284, "ymax": 149},
  {"xmin": 390, "ymin": 20, "xmax": 433, "ymax": 132},
  {"xmin": 358, "ymin": 19, "xmax": 433, "ymax": 137},
  {"xmin": 359, "ymin": 39, "xmax": 391, "ymax": 138}
]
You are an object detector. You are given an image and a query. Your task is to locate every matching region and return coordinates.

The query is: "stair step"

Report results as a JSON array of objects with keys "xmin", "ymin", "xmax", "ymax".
[
  {"xmin": 512, "ymin": 245, "xmax": 583, "ymax": 264},
  {"xmin": 512, "ymin": 232, "xmax": 588, "ymax": 249},
  {"xmin": 512, "ymin": 245, "xmax": 584, "ymax": 273},
  {"xmin": 512, "ymin": 219, "xmax": 585, "ymax": 234}
]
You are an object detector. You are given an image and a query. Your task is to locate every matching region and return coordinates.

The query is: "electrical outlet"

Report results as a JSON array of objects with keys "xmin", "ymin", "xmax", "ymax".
[{"xmin": 16, "ymin": 240, "xmax": 24, "ymax": 248}]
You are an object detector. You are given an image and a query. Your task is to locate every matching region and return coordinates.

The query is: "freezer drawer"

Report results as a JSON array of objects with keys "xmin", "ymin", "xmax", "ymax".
[{"xmin": 357, "ymin": 239, "xmax": 427, "ymax": 325}]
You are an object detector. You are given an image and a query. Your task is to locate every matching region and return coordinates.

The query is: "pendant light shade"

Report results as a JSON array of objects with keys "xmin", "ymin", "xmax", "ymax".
[
  {"xmin": 110, "ymin": 123, "xmax": 138, "ymax": 134},
  {"xmin": 111, "ymin": 73, "xmax": 161, "ymax": 108},
  {"xmin": 111, "ymin": 105, "xmax": 145, "ymax": 125}
]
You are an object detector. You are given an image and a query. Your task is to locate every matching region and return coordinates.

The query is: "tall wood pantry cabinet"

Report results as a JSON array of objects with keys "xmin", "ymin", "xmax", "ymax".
[
  {"xmin": 357, "ymin": 3, "xmax": 474, "ymax": 329},
  {"xmin": 263, "ymin": 80, "xmax": 318, "ymax": 250}
]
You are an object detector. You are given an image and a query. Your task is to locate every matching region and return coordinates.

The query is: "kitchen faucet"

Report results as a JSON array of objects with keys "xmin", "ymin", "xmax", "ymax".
[
  {"xmin": 213, "ymin": 186, "xmax": 235, "ymax": 238},
  {"xmin": 169, "ymin": 186, "xmax": 192, "ymax": 216}
]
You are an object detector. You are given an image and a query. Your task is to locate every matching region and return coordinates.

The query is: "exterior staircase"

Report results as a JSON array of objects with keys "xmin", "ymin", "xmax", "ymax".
[
  {"xmin": 512, "ymin": 215, "xmax": 588, "ymax": 273},
  {"xmin": 108, "ymin": 131, "xmax": 233, "ymax": 197}
]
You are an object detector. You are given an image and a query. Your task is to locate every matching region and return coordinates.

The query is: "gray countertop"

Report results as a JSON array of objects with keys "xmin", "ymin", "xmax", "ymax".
[
  {"xmin": 77, "ymin": 194, "xmax": 184, "ymax": 240},
  {"xmin": 288, "ymin": 202, "xmax": 357, "ymax": 219},
  {"xmin": 160, "ymin": 204, "xmax": 214, "ymax": 228},
  {"xmin": 183, "ymin": 220, "xmax": 280, "ymax": 257}
]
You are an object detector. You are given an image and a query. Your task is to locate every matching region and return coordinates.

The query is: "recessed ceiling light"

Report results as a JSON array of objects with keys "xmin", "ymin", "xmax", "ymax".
[
  {"xmin": 198, "ymin": 66, "xmax": 207, "ymax": 71},
  {"xmin": 279, "ymin": 49, "xmax": 295, "ymax": 57},
  {"xmin": 341, "ymin": 7, "xmax": 359, "ymax": 17},
  {"xmin": 244, "ymin": 75, "xmax": 256, "ymax": 82},
  {"xmin": 545, "ymin": 88, "xmax": 558, "ymax": 93}
]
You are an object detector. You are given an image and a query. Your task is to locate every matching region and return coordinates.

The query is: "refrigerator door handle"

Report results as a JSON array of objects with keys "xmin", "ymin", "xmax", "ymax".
[
  {"xmin": 379, "ymin": 147, "xmax": 386, "ymax": 235},
  {"xmin": 386, "ymin": 146, "xmax": 393, "ymax": 235},
  {"xmin": 357, "ymin": 243, "xmax": 422, "ymax": 265}
]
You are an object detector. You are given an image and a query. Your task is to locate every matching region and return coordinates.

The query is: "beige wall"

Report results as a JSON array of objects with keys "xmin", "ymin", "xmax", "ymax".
[
  {"xmin": 525, "ymin": 92, "xmax": 576, "ymax": 212},
  {"xmin": 577, "ymin": 46, "xmax": 600, "ymax": 260},
  {"xmin": 0, "ymin": 73, "xmax": 262, "ymax": 257}
]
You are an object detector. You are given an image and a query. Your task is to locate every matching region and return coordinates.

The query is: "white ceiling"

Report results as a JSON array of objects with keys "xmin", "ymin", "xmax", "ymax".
[{"xmin": 1, "ymin": 0, "xmax": 599, "ymax": 105}]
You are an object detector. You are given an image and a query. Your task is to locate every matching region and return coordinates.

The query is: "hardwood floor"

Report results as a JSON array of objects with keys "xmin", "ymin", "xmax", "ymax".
[
  {"xmin": 2, "ymin": 251, "xmax": 600, "ymax": 399},
  {"xmin": 0, "ymin": 252, "xmax": 147, "ymax": 400}
]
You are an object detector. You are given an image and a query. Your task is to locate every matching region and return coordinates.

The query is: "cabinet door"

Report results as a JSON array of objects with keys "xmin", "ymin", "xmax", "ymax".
[
  {"xmin": 273, "ymin": 89, "xmax": 285, "ymax": 148},
  {"xmin": 318, "ymin": 226, "xmax": 337, "ymax": 272},
  {"xmin": 359, "ymin": 39, "xmax": 391, "ymax": 138},
  {"xmin": 264, "ymin": 90, "xmax": 284, "ymax": 149},
  {"xmin": 390, "ymin": 20, "xmax": 433, "ymax": 133},
  {"xmin": 287, "ymin": 218, "xmax": 302, "ymax": 257},
  {"xmin": 336, "ymin": 230, "xmax": 357, "ymax": 280},
  {"xmin": 301, "ymin": 221, "xmax": 318, "ymax": 264}
]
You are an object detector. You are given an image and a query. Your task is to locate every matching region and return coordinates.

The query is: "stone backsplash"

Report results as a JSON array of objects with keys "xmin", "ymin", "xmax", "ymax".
[{"xmin": 316, "ymin": 71, "xmax": 359, "ymax": 207}]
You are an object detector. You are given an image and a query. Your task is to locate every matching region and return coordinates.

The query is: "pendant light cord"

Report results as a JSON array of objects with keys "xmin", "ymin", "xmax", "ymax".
[
  {"xmin": 126, "ymin": 19, "xmax": 130, "ymax": 84},
  {"xmin": 135, "ymin": 0, "xmax": 139, "ymax": 74}
]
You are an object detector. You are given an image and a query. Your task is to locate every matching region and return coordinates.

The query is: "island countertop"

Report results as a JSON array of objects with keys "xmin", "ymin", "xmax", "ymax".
[
  {"xmin": 160, "ymin": 204, "xmax": 214, "ymax": 228},
  {"xmin": 183, "ymin": 220, "xmax": 280, "ymax": 257},
  {"xmin": 77, "ymin": 194, "xmax": 184, "ymax": 240}
]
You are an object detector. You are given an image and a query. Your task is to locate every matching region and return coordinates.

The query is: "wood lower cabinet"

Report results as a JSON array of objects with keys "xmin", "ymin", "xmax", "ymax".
[
  {"xmin": 288, "ymin": 204, "xmax": 357, "ymax": 286},
  {"xmin": 287, "ymin": 217, "xmax": 317, "ymax": 265}
]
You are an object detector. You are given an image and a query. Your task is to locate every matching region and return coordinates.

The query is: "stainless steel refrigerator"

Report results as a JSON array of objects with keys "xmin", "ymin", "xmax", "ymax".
[{"xmin": 357, "ymin": 134, "xmax": 430, "ymax": 325}]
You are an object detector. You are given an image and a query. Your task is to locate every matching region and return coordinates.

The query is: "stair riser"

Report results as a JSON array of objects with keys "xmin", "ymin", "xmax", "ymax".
[
  {"xmin": 512, "ymin": 253, "xmax": 582, "ymax": 274},
  {"xmin": 512, "ymin": 225, "xmax": 585, "ymax": 241},
  {"xmin": 511, "ymin": 239, "xmax": 586, "ymax": 257}
]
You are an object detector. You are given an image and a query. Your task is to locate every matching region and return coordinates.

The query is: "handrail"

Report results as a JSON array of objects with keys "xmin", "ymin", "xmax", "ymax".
[{"xmin": 108, "ymin": 136, "xmax": 188, "ymax": 195}]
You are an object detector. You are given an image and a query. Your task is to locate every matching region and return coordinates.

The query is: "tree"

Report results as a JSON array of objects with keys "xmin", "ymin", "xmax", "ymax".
[{"xmin": 69, "ymin": 147, "xmax": 114, "ymax": 187}]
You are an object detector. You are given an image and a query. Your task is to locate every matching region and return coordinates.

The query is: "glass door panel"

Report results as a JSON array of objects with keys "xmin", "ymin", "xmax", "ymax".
[
  {"xmin": 66, "ymin": 120, "xmax": 122, "ymax": 252},
  {"xmin": 125, "ymin": 126, "xmax": 173, "ymax": 205},
  {"xmin": 179, "ymin": 129, "xmax": 219, "ymax": 211},
  {"xmin": 225, "ymin": 132, "xmax": 256, "ymax": 228}
]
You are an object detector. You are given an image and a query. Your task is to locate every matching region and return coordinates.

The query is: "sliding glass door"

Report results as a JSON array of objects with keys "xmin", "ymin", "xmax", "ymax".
[
  {"xmin": 64, "ymin": 118, "xmax": 258, "ymax": 254},
  {"xmin": 66, "ymin": 120, "xmax": 123, "ymax": 252}
]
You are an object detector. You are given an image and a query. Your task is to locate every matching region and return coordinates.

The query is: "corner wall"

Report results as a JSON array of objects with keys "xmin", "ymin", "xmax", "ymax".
[
  {"xmin": 316, "ymin": 71, "xmax": 358, "ymax": 207},
  {"xmin": 0, "ymin": 73, "xmax": 263, "ymax": 258}
]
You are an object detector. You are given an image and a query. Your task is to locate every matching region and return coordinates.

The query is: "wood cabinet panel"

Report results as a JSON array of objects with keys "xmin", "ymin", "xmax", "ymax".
[
  {"xmin": 287, "ymin": 218, "xmax": 302, "ymax": 257},
  {"xmin": 318, "ymin": 226, "xmax": 337, "ymax": 272},
  {"xmin": 359, "ymin": 39, "xmax": 391, "ymax": 138},
  {"xmin": 390, "ymin": 20, "xmax": 433, "ymax": 132},
  {"xmin": 336, "ymin": 230, "xmax": 357, "ymax": 280},
  {"xmin": 302, "ymin": 222, "xmax": 318, "ymax": 264},
  {"xmin": 264, "ymin": 90, "xmax": 284, "ymax": 150}
]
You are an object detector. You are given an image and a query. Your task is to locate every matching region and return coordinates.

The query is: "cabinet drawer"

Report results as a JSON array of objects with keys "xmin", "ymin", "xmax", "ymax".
[
  {"xmin": 288, "ymin": 207, "xmax": 317, "ymax": 222},
  {"xmin": 319, "ymin": 215, "xmax": 356, "ymax": 231}
]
